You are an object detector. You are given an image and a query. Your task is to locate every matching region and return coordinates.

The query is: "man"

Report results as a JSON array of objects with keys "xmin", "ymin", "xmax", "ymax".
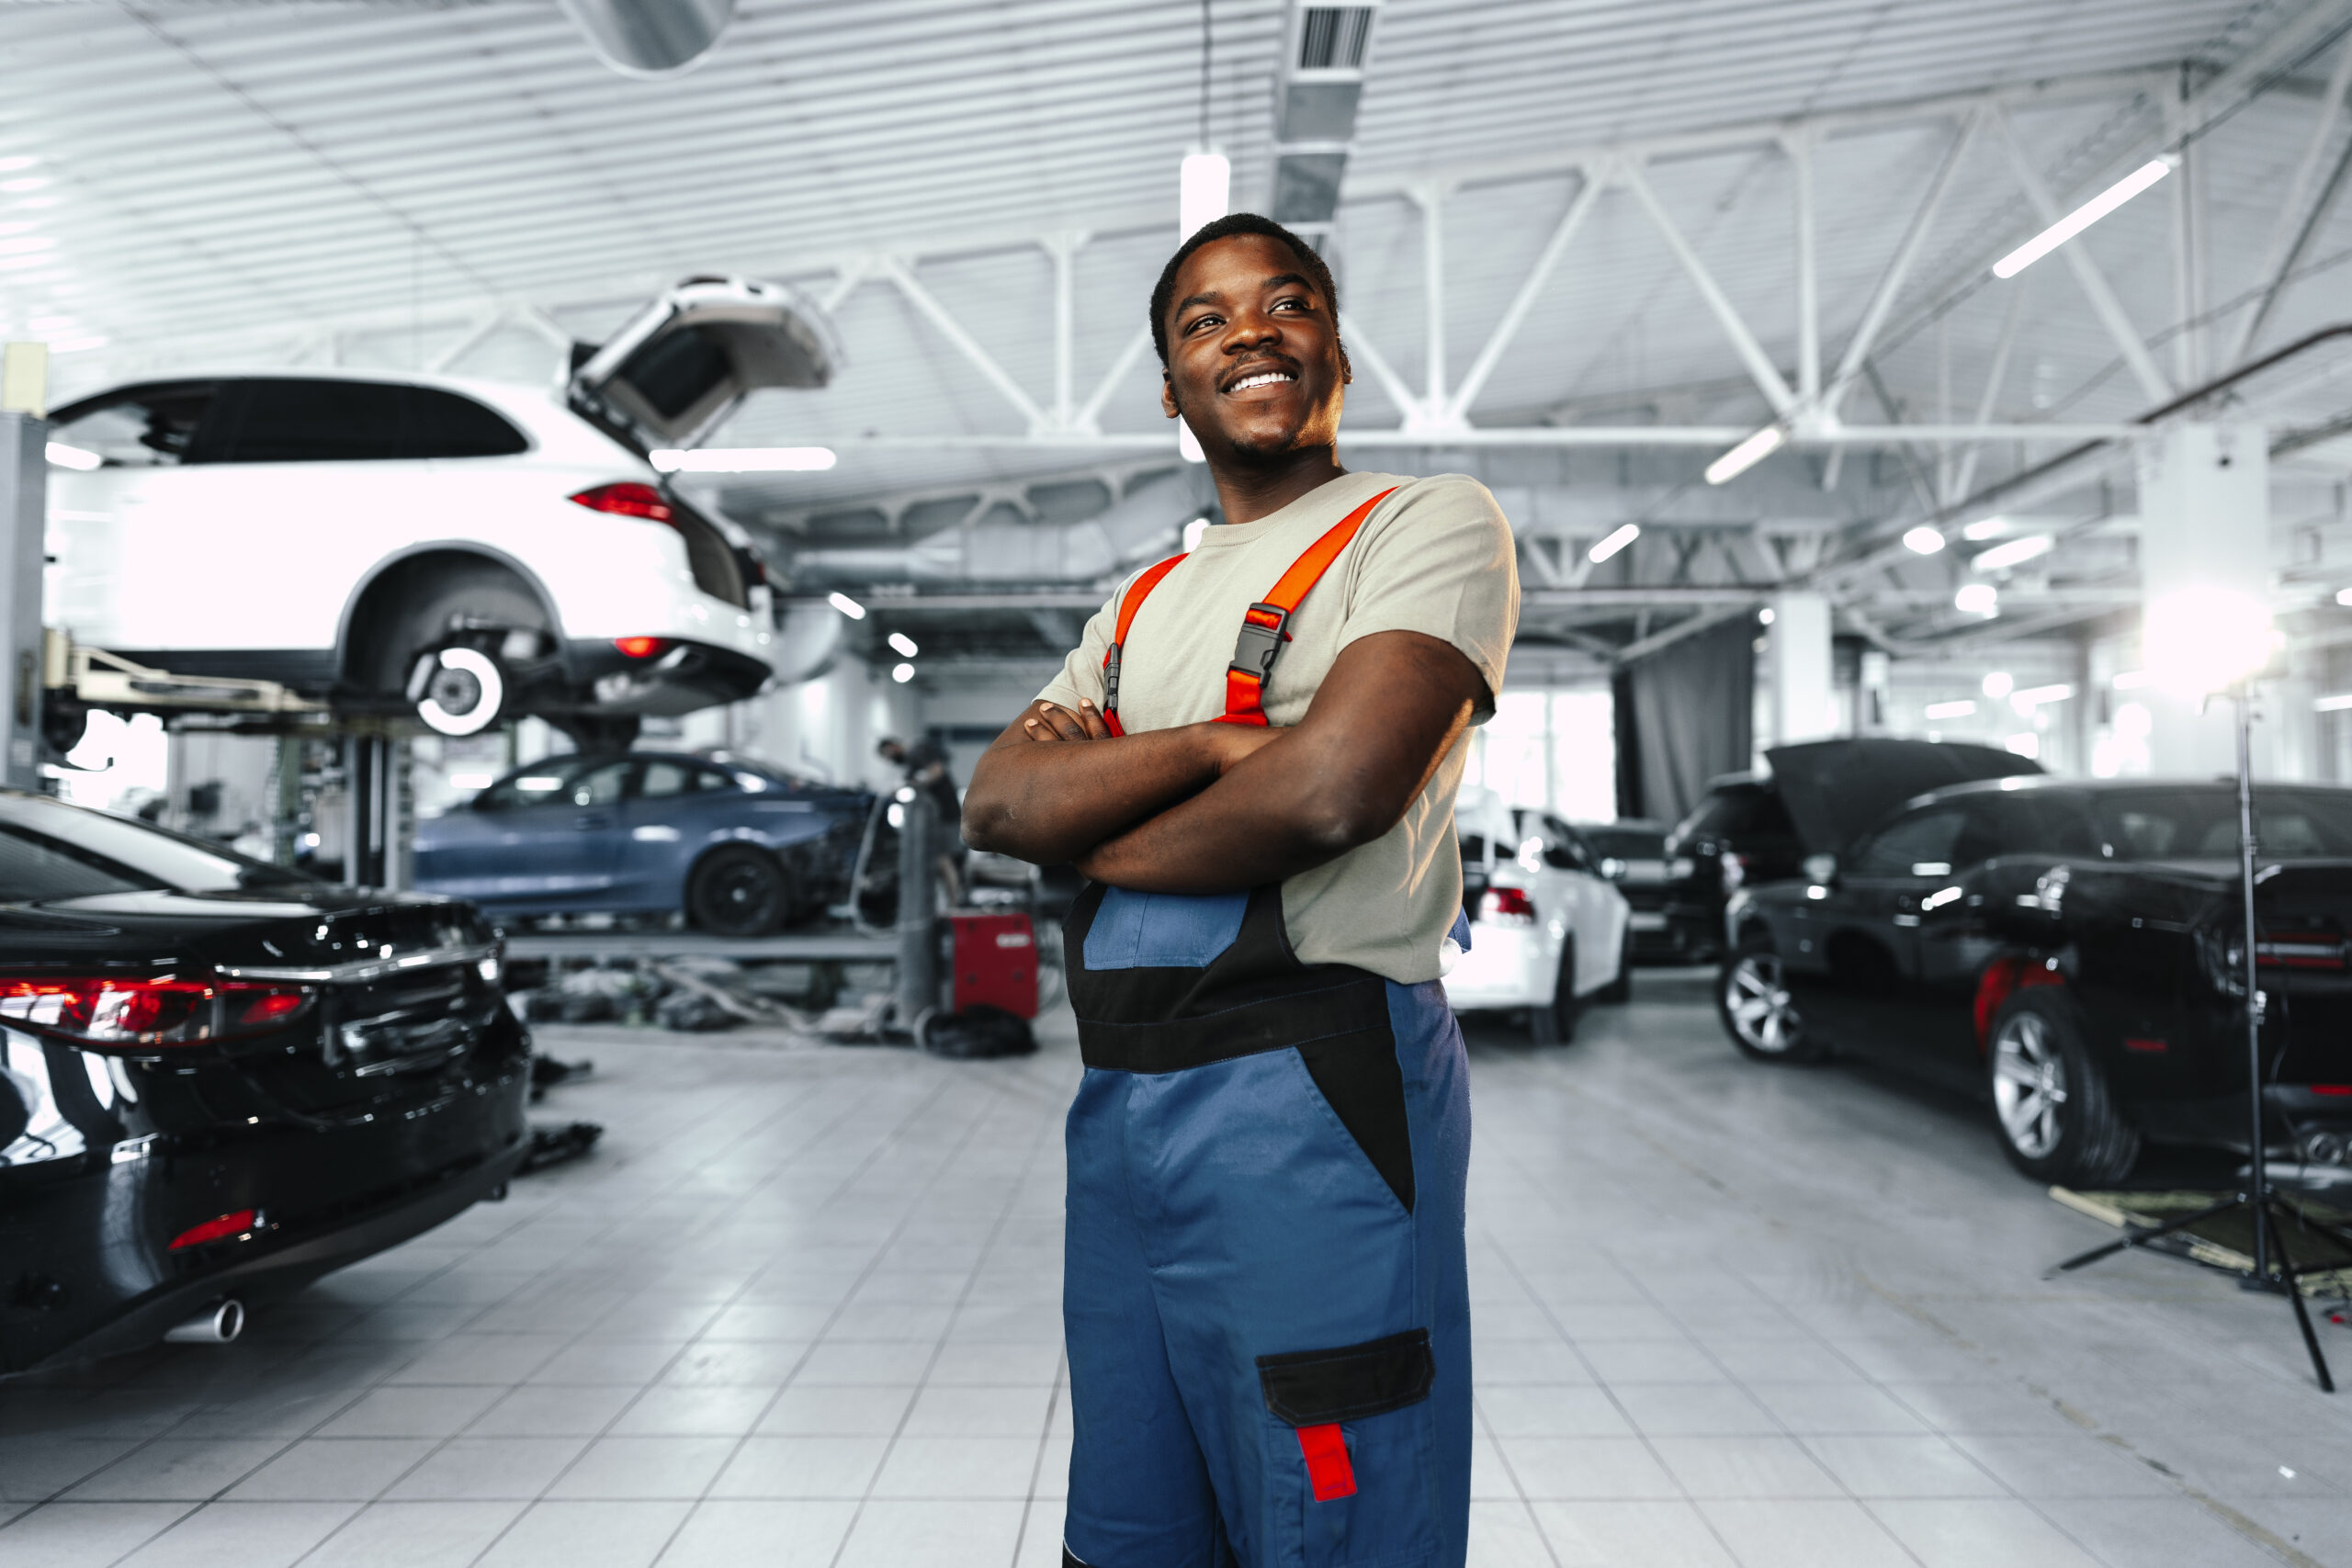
[
  {"xmin": 877, "ymin": 734, "xmax": 967, "ymax": 902},
  {"xmin": 964, "ymin": 212, "xmax": 1518, "ymax": 1568}
]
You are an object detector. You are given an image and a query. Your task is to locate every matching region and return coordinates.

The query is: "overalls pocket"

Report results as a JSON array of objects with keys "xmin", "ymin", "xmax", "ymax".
[{"xmin": 1257, "ymin": 1331, "xmax": 1440, "ymax": 1567}]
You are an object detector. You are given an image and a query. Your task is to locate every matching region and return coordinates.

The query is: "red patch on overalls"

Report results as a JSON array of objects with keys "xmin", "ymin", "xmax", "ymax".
[{"xmin": 1296, "ymin": 1423, "xmax": 1356, "ymax": 1500}]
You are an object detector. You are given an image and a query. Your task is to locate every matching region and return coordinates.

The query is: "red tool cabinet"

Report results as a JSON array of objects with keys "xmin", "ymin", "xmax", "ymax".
[{"xmin": 950, "ymin": 911, "xmax": 1038, "ymax": 1018}]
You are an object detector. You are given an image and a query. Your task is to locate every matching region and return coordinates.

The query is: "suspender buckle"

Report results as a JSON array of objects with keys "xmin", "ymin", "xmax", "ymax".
[
  {"xmin": 1230, "ymin": 603, "xmax": 1291, "ymax": 682},
  {"xmin": 1103, "ymin": 643, "xmax": 1123, "ymax": 714}
]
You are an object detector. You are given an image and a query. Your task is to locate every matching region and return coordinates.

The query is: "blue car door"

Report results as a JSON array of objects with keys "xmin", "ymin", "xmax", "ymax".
[
  {"xmin": 619, "ymin": 758, "xmax": 741, "ymax": 907},
  {"xmin": 496, "ymin": 757, "xmax": 631, "ymax": 904}
]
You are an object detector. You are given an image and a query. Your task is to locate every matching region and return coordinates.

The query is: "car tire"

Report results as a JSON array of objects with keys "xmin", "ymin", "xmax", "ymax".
[
  {"xmin": 1717, "ymin": 933, "xmax": 1822, "ymax": 1063},
  {"xmin": 1596, "ymin": 928, "xmax": 1633, "ymax": 1004},
  {"xmin": 1986, "ymin": 989, "xmax": 2140, "ymax": 1186},
  {"xmin": 1529, "ymin": 936, "xmax": 1577, "ymax": 1045},
  {"xmin": 687, "ymin": 846, "xmax": 788, "ymax": 937}
]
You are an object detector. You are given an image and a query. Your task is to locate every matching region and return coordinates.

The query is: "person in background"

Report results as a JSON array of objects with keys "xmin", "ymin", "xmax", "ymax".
[{"xmin": 878, "ymin": 735, "xmax": 966, "ymax": 905}]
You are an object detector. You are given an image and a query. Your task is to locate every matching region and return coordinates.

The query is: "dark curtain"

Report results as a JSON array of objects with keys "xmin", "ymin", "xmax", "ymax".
[{"xmin": 1613, "ymin": 616, "xmax": 1754, "ymax": 827}]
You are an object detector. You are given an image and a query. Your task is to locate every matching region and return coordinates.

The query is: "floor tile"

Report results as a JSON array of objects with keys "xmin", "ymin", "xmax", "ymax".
[
  {"xmin": 1477, "ymin": 1385, "xmax": 1634, "ymax": 1438},
  {"xmin": 1612, "ymin": 1382, "xmax": 1781, "ymax": 1437},
  {"xmin": 1750, "ymin": 1382, "xmax": 1934, "ymax": 1436},
  {"xmin": 468, "ymin": 1384, "xmax": 641, "ymax": 1438},
  {"xmin": 901, "ymin": 1384, "xmax": 1055, "ymax": 1438},
  {"xmin": 1945, "ymin": 1433, "xmax": 2178, "ymax": 1498},
  {"xmin": 0, "ymin": 1438, "xmax": 142, "ymax": 1502},
  {"xmin": 653, "ymin": 1499, "xmax": 859, "ymax": 1567},
  {"xmin": 1496, "ymin": 1437, "xmax": 1682, "ymax": 1500},
  {"xmin": 315, "ymin": 1387, "xmax": 503, "ymax": 1439},
  {"xmin": 1531, "ymin": 1498, "xmax": 1740, "ymax": 1566},
  {"xmin": 2030, "ymin": 1496, "xmax": 2303, "ymax": 1568},
  {"xmin": 384, "ymin": 1438, "xmax": 590, "ymax": 1501},
  {"xmin": 1697, "ymin": 1498, "xmax": 1917, "ymax": 1568},
  {"xmin": 1650, "ymin": 1436, "xmax": 1844, "ymax": 1499},
  {"xmin": 299, "ymin": 1500, "xmax": 527, "ymax": 1568},
  {"xmin": 1803, "ymin": 1434, "xmax": 2005, "ymax": 1499},
  {"xmin": 833, "ymin": 1498, "xmax": 1026, "ymax": 1568},
  {"xmin": 0, "ymin": 1502, "xmax": 192, "ymax": 1568},
  {"xmin": 755, "ymin": 1383, "xmax": 920, "ymax": 1437},
  {"xmin": 223, "ymin": 1439, "xmax": 435, "ymax": 1502},
  {"xmin": 869, "ymin": 1436, "xmax": 1041, "ymax": 1498},
  {"xmin": 605, "ymin": 1385, "xmax": 781, "ymax": 1438},
  {"xmin": 64, "ymin": 1439, "xmax": 287, "ymax": 1502},
  {"xmin": 114, "ymin": 1501, "xmax": 359, "ymax": 1568},
  {"xmin": 1869, "ymin": 1497, "xmax": 2107, "ymax": 1567},
  {"xmin": 546, "ymin": 1437, "xmax": 738, "ymax": 1499},
  {"xmin": 475, "ymin": 1499, "xmax": 693, "ymax": 1568},
  {"xmin": 385, "ymin": 1335, "xmax": 569, "ymax": 1386},
  {"xmin": 707, "ymin": 1437, "xmax": 891, "ymax": 1498}
]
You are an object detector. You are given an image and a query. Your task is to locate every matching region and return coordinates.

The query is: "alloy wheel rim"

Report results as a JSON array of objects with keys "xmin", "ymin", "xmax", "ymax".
[
  {"xmin": 1992, "ymin": 1012, "xmax": 2068, "ymax": 1157},
  {"xmin": 1725, "ymin": 953, "xmax": 1799, "ymax": 1053}
]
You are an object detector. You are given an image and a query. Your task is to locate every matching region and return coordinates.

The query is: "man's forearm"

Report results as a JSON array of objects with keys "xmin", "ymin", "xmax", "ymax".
[{"xmin": 963, "ymin": 714, "xmax": 1229, "ymax": 864}]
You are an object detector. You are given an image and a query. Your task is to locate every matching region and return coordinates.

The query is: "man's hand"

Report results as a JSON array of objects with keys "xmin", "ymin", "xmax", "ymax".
[
  {"xmin": 1070, "ymin": 630, "xmax": 1485, "ymax": 892},
  {"xmin": 1023, "ymin": 700, "xmax": 1114, "ymax": 742}
]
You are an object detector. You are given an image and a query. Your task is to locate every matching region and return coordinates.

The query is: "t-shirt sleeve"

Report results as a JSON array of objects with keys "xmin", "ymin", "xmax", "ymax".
[
  {"xmin": 1337, "ymin": 475, "xmax": 1520, "ymax": 721},
  {"xmin": 1034, "ymin": 584, "xmax": 1123, "ymax": 714}
]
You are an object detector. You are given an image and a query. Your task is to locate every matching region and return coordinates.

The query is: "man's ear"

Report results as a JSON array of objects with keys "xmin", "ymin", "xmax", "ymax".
[
  {"xmin": 1337, "ymin": 342, "xmax": 1353, "ymax": 386},
  {"xmin": 1160, "ymin": 370, "xmax": 1182, "ymax": 420}
]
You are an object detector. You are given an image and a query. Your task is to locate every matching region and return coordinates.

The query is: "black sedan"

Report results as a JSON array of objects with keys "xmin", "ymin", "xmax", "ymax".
[
  {"xmin": 1717, "ymin": 741, "xmax": 2352, "ymax": 1186},
  {"xmin": 1, "ymin": 791, "xmax": 530, "ymax": 1374},
  {"xmin": 1659, "ymin": 774, "xmax": 1808, "ymax": 962}
]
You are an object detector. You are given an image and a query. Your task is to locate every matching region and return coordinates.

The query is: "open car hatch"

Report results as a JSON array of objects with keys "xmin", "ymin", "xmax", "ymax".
[
  {"xmin": 568, "ymin": 276, "xmax": 842, "ymax": 456},
  {"xmin": 1765, "ymin": 738, "xmax": 2043, "ymax": 855}
]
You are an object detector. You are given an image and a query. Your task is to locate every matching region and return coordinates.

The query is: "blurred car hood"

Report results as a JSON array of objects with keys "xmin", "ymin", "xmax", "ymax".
[{"xmin": 1764, "ymin": 739, "xmax": 2042, "ymax": 855}]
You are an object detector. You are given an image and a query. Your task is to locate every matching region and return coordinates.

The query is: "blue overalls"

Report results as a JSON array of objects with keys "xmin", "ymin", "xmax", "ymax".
[{"xmin": 1058, "ymin": 492, "xmax": 1475, "ymax": 1568}]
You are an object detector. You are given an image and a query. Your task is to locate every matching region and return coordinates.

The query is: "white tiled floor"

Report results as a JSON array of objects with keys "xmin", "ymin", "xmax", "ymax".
[{"xmin": 4, "ymin": 968, "xmax": 2348, "ymax": 1566}]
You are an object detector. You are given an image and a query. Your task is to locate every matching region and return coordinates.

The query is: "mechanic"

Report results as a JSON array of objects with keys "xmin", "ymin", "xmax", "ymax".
[
  {"xmin": 963, "ymin": 212, "xmax": 1519, "ymax": 1568},
  {"xmin": 878, "ymin": 734, "xmax": 967, "ymax": 901}
]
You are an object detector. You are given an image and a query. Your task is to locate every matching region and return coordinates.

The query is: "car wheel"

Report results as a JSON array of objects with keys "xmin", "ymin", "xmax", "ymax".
[
  {"xmin": 1529, "ymin": 936, "xmax": 1577, "ymax": 1045},
  {"xmin": 687, "ymin": 846, "xmax": 788, "ymax": 937},
  {"xmin": 407, "ymin": 646, "xmax": 509, "ymax": 737},
  {"xmin": 1717, "ymin": 934, "xmax": 1822, "ymax": 1063},
  {"xmin": 1986, "ymin": 990, "xmax": 2140, "ymax": 1186},
  {"xmin": 1596, "ymin": 928, "xmax": 1633, "ymax": 1004}
]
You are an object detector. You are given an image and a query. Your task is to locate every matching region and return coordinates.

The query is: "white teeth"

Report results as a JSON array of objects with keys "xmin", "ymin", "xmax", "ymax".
[{"xmin": 1228, "ymin": 371, "xmax": 1295, "ymax": 391}]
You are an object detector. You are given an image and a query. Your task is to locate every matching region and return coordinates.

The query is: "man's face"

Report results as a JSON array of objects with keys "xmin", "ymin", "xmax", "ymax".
[{"xmin": 1159, "ymin": 233, "xmax": 1349, "ymax": 462}]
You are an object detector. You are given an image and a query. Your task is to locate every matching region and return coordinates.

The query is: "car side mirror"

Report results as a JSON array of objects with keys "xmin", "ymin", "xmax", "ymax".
[{"xmin": 1803, "ymin": 852, "xmax": 1838, "ymax": 885}]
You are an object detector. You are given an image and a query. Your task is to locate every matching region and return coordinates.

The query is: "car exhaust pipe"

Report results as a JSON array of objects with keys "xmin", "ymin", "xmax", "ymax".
[{"xmin": 164, "ymin": 1299, "xmax": 243, "ymax": 1345}]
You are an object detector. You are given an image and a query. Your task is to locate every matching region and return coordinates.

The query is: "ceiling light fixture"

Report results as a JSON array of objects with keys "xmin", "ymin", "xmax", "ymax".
[
  {"xmin": 1972, "ymin": 534, "xmax": 2053, "ymax": 572},
  {"xmin": 1589, "ymin": 523, "xmax": 1640, "ymax": 564},
  {"xmin": 1758, "ymin": 606, "xmax": 1776, "ymax": 626},
  {"xmin": 1924, "ymin": 700, "xmax": 1977, "ymax": 719},
  {"xmin": 1962, "ymin": 516, "xmax": 2011, "ymax": 541},
  {"xmin": 888, "ymin": 632, "xmax": 919, "ymax": 658},
  {"xmin": 891, "ymin": 662, "xmax": 916, "ymax": 684},
  {"xmin": 1903, "ymin": 525, "xmax": 1946, "ymax": 555},
  {"xmin": 1982, "ymin": 671, "xmax": 2014, "ymax": 698},
  {"xmin": 650, "ymin": 446, "xmax": 836, "ymax": 473},
  {"xmin": 1992, "ymin": 156, "xmax": 2177, "ymax": 279},
  {"xmin": 2336, "ymin": 587, "xmax": 2352, "ymax": 608},
  {"xmin": 1703, "ymin": 424, "xmax": 1783, "ymax": 485},
  {"xmin": 44, "ymin": 441, "xmax": 99, "ymax": 470},
  {"xmin": 1178, "ymin": 0, "xmax": 1227, "ymax": 241},
  {"xmin": 1956, "ymin": 583, "xmax": 1998, "ymax": 616},
  {"xmin": 826, "ymin": 592, "xmax": 866, "ymax": 621}
]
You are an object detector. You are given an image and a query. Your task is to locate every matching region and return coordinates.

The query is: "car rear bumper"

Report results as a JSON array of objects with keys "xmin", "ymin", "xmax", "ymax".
[
  {"xmin": 558, "ymin": 637, "xmax": 772, "ymax": 715},
  {"xmin": 1, "ymin": 1060, "xmax": 530, "ymax": 1376},
  {"xmin": 1445, "ymin": 924, "xmax": 1556, "ymax": 1010}
]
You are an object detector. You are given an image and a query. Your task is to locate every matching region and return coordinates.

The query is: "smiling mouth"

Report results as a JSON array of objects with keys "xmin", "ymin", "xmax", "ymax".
[{"xmin": 1224, "ymin": 368, "xmax": 1297, "ymax": 394}]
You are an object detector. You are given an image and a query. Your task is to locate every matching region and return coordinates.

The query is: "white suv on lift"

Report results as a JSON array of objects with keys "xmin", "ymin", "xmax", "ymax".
[{"xmin": 42, "ymin": 276, "xmax": 837, "ymax": 751}]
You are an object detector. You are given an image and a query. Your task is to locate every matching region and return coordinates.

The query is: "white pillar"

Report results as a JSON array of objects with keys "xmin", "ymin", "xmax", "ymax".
[
  {"xmin": 2135, "ymin": 424, "xmax": 2268, "ymax": 776},
  {"xmin": 1768, "ymin": 591, "xmax": 1837, "ymax": 744}
]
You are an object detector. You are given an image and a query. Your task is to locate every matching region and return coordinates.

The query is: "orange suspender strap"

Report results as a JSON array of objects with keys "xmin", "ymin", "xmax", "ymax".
[
  {"xmin": 1215, "ymin": 486, "xmax": 1398, "ymax": 728},
  {"xmin": 1099, "ymin": 552, "xmax": 1188, "ymax": 738}
]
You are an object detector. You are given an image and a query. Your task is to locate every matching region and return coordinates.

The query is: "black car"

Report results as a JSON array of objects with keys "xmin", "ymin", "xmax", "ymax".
[
  {"xmin": 1716, "ymin": 742, "xmax": 2352, "ymax": 1187},
  {"xmin": 1577, "ymin": 818, "xmax": 1689, "ymax": 960},
  {"xmin": 1659, "ymin": 775, "xmax": 1809, "ymax": 961},
  {"xmin": 1, "ymin": 792, "xmax": 530, "ymax": 1374}
]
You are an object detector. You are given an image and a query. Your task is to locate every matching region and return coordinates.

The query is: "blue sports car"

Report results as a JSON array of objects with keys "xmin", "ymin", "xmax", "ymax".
[{"xmin": 413, "ymin": 751, "xmax": 872, "ymax": 933}]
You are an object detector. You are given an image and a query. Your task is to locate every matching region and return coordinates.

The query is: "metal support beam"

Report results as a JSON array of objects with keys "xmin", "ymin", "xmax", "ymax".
[
  {"xmin": 878, "ymin": 254, "xmax": 1049, "ymax": 432},
  {"xmin": 1077, "ymin": 325, "xmax": 1154, "ymax": 435},
  {"xmin": 2230, "ymin": 34, "xmax": 2352, "ymax": 363},
  {"xmin": 1950, "ymin": 276, "xmax": 2030, "ymax": 502},
  {"xmin": 1621, "ymin": 162, "xmax": 1796, "ymax": 417},
  {"xmin": 1823, "ymin": 110, "xmax": 1980, "ymax": 425},
  {"xmin": 1447, "ymin": 166, "xmax": 1608, "ymax": 423},
  {"xmin": 1338, "ymin": 313, "xmax": 1427, "ymax": 427},
  {"xmin": 1996, "ymin": 111, "xmax": 2173, "ymax": 403}
]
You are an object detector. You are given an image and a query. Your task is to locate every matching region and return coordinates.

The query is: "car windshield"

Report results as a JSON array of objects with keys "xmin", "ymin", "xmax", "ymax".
[
  {"xmin": 1581, "ymin": 826, "xmax": 1666, "ymax": 859},
  {"xmin": 1673, "ymin": 785, "xmax": 1794, "ymax": 842},
  {"xmin": 2088, "ymin": 788, "xmax": 2352, "ymax": 860},
  {"xmin": 0, "ymin": 795, "xmax": 313, "ymax": 900}
]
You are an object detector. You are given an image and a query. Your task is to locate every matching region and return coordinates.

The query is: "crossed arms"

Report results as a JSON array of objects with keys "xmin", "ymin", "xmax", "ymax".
[{"xmin": 960, "ymin": 629, "xmax": 1488, "ymax": 893}]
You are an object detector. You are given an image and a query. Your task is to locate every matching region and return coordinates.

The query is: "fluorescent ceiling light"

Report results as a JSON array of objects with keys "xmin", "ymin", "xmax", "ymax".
[
  {"xmin": 1924, "ymin": 699, "xmax": 1977, "ymax": 719},
  {"xmin": 2111, "ymin": 670, "xmax": 2149, "ymax": 690},
  {"xmin": 44, "ymin": 441, "xmax": 99, "ymax": 470},
  {"xmin": 1179, "ymin": 151, "xmax": 1230, "ymax": 241},
  {"xmin": 1758, "ymin": 606, "xmax": 1776, "ymax": 626},
  {"xmin": 1903, "ymin": 525, "xmax": 1946, "ymax": 555},
  {"xmin": 826, "ymin": 592, "xmax": 866, "ymax": 621},
  {"xmin": 1982, "ymin": 671, "xmax": 2014, "ymax": 698},
  {"xmin": 1703, "ymin": 424, "xmax": 1783, "ymax": 485},
  {"xmin": 2316, "ymin": 694, "xmax": 2352, "ymax": 712},
  {"xmin": 2336, "ymin": 587, "xmax": 2352, "ymax": 607},
  {"xmin": 517, "ymin": 776, "xmax": 563, "ymax": 791},
  {"xmin": 1956, "ymin": 583, "xmax": 1999, "ymax": 615},
  {"xmin": 1972, "ymin": 534, "xmax": 2053, "ymax": 572},
  {"xmin": 448, "ymin": 773, "xmax": 494, "ymax": 790},
  {"xmin": 891, "ymin": 662, "xmax": 916, "ymax": 684},
  {"xmin": 1589, "ymin": 523, "xmax": 1640, "ymax": 563},
  {"xmin": 1962, "ymin": 516, "xmax": 2011, "ymax": 541},
  {"xmin": 1992, "ymin": 157, "xmax": 2176, "ymax": 279},
  {"xmin": 2011, "ymin": 682, "xmax": 2075, "ymax": 711},
  {"xmin": 650, "ymin": 446, "xmax": 836, "ymax": 473},
  {"xmin": 1182, "ymin": 516, "xmax": 1211, "ymax": 552},
  {"xmin": 888, "ymin": 631, "xmax": 918, "ymax": 658}
]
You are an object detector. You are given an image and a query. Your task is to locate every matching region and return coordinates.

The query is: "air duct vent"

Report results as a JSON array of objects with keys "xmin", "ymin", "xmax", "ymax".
[{"xmin": 1298, "ymin": 6, "xmax": 1374, "ymax": 70}]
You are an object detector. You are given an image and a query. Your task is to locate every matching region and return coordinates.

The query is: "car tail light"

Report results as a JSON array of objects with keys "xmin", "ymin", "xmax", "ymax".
[
  {"xmin": 170, "ymin": 1210, "xmax": 262, "ymax": 1251},
  {"xmin": 0, "ymin": 976, "xmax": 315, "ymax": 1050},
  {"xmin": 1477, "ymin": 887, "xmax": 1537, "ymax": 925},
  {"xmin": 569, "ymin": 482, "xmax": 674, "ymax": 525},
  {"xmin": 613, "ymin": 636, "xmax": 673, "ymax": 659},
  {"xmin": 1720, "ymin": 852, "xmax": 1752, "ymax": 893}
]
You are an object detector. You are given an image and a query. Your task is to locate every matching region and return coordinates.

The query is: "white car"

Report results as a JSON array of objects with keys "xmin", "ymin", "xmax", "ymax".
[
  {"xmin": 1446, "ymin": 787, "xmax": 1633, "ymax": 1043},
  {"xmin": 42, "ymin": 276, "xmax": 837, "ymax": 750}
]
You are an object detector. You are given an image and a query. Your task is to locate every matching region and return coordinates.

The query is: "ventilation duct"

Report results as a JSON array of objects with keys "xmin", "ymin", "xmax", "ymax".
[
  {"xmin": 786, "ymin": 470, "xmax": 1213, "ymax": 589},
  {"xmin": 769, "ymin": 599, "xmax": 846, "ymax": 683},
  {"xmin": 559, "ymin": 0, "xmax": 738, "ymax": 77}
]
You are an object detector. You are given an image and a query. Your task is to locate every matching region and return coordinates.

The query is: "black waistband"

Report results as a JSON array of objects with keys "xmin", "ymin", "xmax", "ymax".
[{"xmin": 1076, "ymin": 973, "xmax": 1391, "ymax": 1074}]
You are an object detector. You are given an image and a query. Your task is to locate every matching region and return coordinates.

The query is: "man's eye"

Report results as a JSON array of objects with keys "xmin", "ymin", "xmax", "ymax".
[{"xmin": 1185, "ymin": 315, "xmax": 1220, "ymax": 334}]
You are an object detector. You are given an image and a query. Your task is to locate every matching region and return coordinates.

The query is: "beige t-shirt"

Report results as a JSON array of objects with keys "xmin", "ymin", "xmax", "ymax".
[{"xmin": 1037, "ymin": 470, "xmax": 1520, "ymax": 985}]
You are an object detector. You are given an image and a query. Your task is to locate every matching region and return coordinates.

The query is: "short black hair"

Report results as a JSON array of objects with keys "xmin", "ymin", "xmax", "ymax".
[{"xmin": 1148, "ymin": 212, "xmax": 1340, "ymax": 367}]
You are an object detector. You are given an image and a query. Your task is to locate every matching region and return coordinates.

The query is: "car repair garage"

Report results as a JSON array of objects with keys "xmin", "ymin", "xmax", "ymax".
[{"xmin": 4, "ymin": 2, "xmax": 2352, "ymax": 1564}]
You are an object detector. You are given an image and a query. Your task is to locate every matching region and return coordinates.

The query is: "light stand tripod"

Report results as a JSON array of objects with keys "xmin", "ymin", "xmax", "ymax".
[{"xmin": 2048, "ymin": 680, "xmax": 2348, "ymax": 1392}]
